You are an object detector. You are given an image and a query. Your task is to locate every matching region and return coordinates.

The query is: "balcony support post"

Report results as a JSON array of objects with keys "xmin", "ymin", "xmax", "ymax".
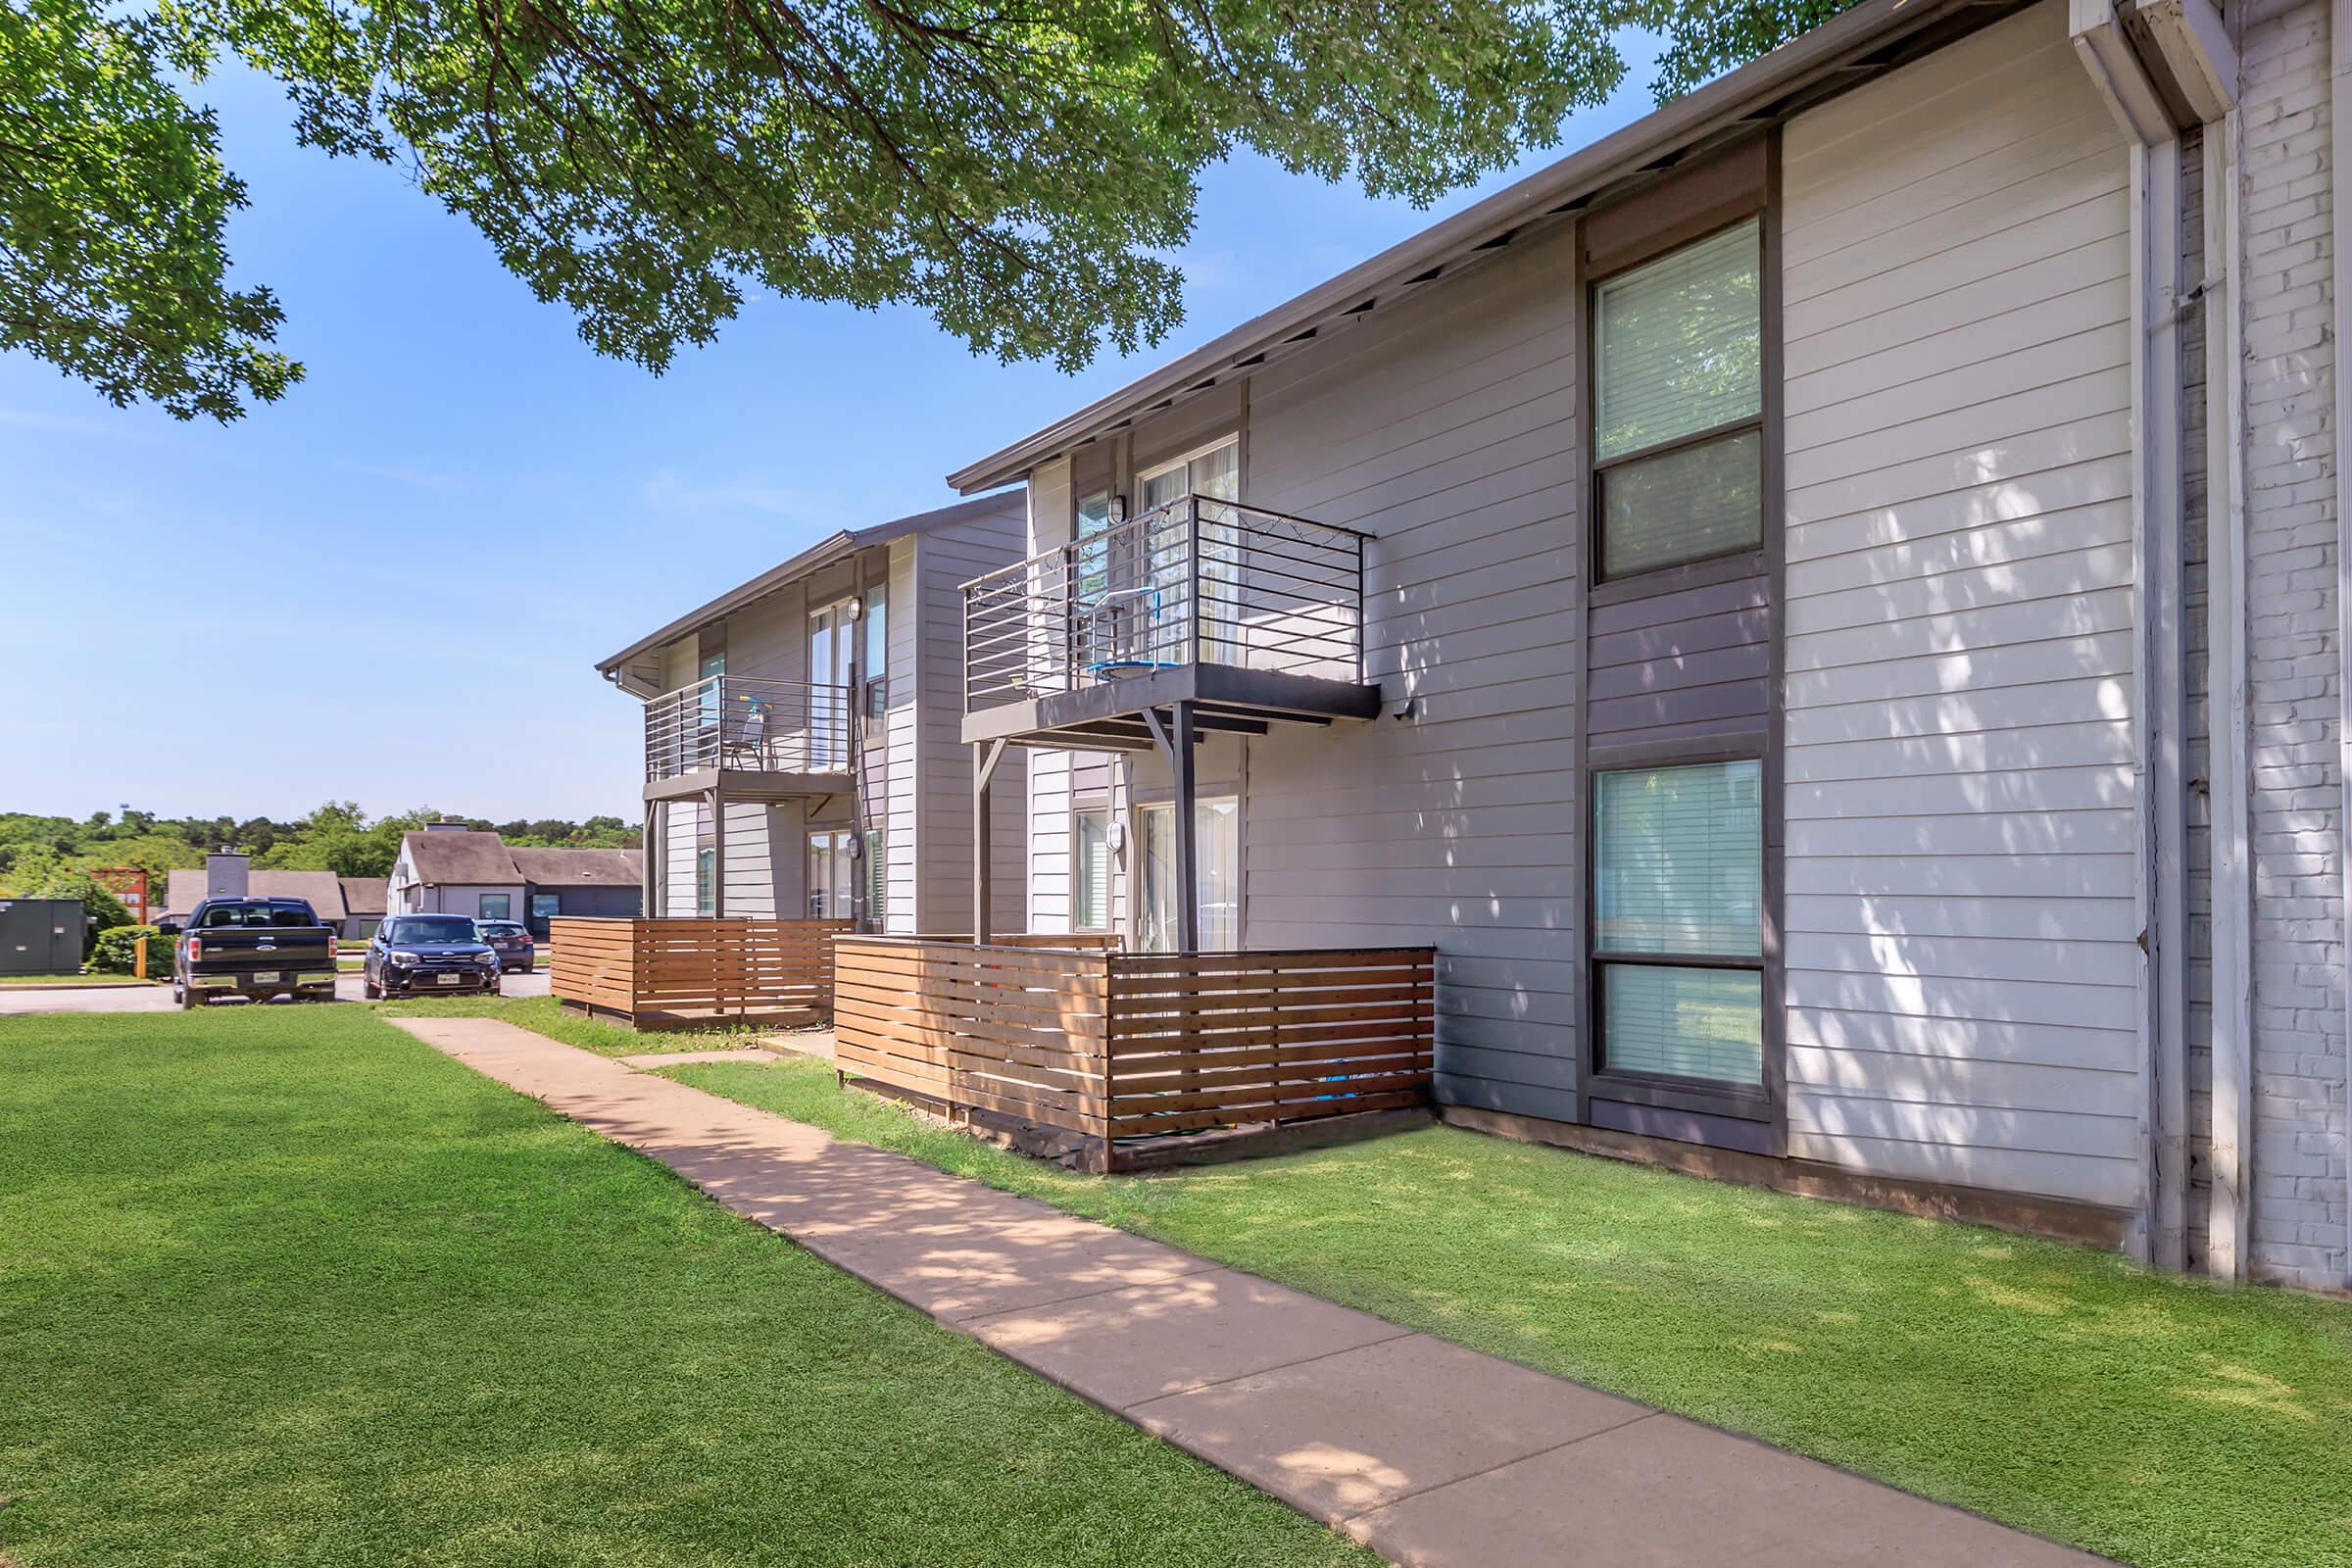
[
  {"xmin": 1173, "ymin": 702, "xmax": 1199, "ymax": 952},
  {"xmin": 1141, "ymin": 703, "xmax": 1200, "ymax": 953},
  {"xmin": 643, "ymin": 800, "xmax": 661, "ymax": 918},
  {"xmin": 710, "ymin": 777, "xmax": 725, "ymax": 918},
  {"xmin": 972, "ymin": 738, "xmax": 1007, "ymax": 944}
]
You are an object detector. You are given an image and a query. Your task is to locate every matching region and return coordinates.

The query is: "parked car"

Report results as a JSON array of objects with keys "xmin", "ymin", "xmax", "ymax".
[
  {"xmin": 363, "ymin": 914, "xmax": 504, "ymax": 999},
  {"xmin": 477, "ymin": 919, "xmax": 536, "ymax": 974},
  {"xmin": 171, "ymin": 897, "xmax": 339, "ymax": 1008}
]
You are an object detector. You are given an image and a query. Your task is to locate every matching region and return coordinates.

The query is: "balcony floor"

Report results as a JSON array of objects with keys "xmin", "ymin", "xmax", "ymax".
[
  {"xmin": 641, "ymin": 766, "xmax": 857, "ymax": 804},
  {"xmin": 960, "ymin": 662, "xmax": 1381, "ymax": 751}
]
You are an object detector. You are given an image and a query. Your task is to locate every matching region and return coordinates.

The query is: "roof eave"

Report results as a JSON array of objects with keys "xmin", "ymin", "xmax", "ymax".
[
  {"xmin": 945, "ymin": 0, "xmax": 2003, "ymax": 494},
  {"xmin": 592, "ymin": 491, "xmax": 1026, "ymax": 679}
]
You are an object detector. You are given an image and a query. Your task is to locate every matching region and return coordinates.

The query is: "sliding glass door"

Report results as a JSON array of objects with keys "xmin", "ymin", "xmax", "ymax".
[{"xmin": 1135, "ymin": 798, "xmax": 1239, "ymax": 953}]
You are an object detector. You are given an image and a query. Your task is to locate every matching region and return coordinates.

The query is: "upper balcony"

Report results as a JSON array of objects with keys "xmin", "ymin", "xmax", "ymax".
[
  {"xmin": 642, "ymin": 675, "xmax": 856, "ymax": 802},
  {"xmin": 959, "ymin": 496, "xmax": 1382, "ymax": 750}
]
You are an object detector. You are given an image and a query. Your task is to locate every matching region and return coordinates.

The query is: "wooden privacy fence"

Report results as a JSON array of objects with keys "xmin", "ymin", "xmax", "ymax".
[
  {"xmin": 832, "ymin": 938, "xmax": 1437, "ymax": 1165},
  {"xmin": 551, "ymin": 917, "xmax": 851, "ymax": 1028}
]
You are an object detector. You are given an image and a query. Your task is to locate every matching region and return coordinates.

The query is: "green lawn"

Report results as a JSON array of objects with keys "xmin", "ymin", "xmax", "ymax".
[
  {"xmin": 0, "ymin": 973, "xmax": 151, "ymax": 987},
  {"xmin": 378, "ymin": 993, "xmax": 803, "ymax": 1056},
  {"xmin": 646, "ymin": 1050, "xmax": 2352, "ymax": 1568},
  {"xmin": 0, "ymin": 1007, "xmax": 1372, "ymax": 1568}
]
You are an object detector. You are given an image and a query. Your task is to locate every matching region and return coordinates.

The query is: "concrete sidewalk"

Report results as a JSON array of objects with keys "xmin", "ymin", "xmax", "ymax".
[{"xmin": 390, "ymin": 1015, "xmax": 2105, "ymax": 1568}]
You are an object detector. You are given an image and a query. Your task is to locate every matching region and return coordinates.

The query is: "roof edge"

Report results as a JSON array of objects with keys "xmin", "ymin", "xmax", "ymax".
[
  {"xmin": 946, "ymin": 0, "xmax": 1999, "ymax": 494},
  {"xmin": 593, "ymin": 491, "xmax": 1021, "ymax": 677}
]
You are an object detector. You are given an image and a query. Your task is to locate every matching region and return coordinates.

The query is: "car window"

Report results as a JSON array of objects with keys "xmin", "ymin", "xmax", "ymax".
[
  {"xmin": 200, "ymin": 903, "xmax": 314, "ymax": 929},
  {"xmin": 389, "ymin": 916, "xmax": 477, "ymax": 944}
]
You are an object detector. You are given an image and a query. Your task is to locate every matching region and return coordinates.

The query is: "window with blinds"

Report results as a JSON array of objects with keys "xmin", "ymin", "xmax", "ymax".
[
  {"xmin": 1592, "ymin": 760, "xmax": 1764, "ymax": 1086},
  {"xmin": 865, "ymin": 829, "xmax": 887, "ymax": 924},
  {"xmin": 1592, "ymin": 220, "xmax": 1762, "ymax": 579},
  {"xmin": 1074, "ymin": 808, "xmax": 1110, "ymax": 931}
]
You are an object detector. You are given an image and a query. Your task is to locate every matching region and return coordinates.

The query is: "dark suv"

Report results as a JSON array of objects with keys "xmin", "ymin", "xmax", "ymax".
[
  {"xmin": 363, "ymin": 914, "xmax": 503, "ymax": 999},
  {"xmin": 477, "ymin": 919, "xmax": 536, "ymax": 974}
]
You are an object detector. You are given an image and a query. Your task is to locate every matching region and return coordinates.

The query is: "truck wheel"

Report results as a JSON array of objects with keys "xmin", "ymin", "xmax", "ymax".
[{"xmin": 174, "ymin": 984, "xmax": 198, "ymax": 1010}]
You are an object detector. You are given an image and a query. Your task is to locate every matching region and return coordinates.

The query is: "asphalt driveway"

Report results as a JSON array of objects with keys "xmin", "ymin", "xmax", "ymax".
[{"xmin": 0, "ymin": 970, "xmax": 551, "ymax": 1015}]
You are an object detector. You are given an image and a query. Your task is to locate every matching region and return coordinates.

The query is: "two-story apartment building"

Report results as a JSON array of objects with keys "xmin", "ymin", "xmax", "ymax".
[
  {"xmin": 941, "ymin": 0, "xmax": 2352, "ymax": 1291},
  {"xmin": 597, "ymin": 495, "xmax": 1028, "ymax": 933}
]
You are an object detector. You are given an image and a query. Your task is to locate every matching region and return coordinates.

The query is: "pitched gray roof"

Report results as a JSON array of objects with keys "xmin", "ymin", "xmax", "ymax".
[
  {"xmin": 164, "ymin": 868, "xmax": 350, "ymax": 920},
  {"xmin": 595, "ymin": 492, "xmax": 1023, "ymax": 674},
  {"xmin": 508, "ymin": 847, "xmax": 642, "ymax": 887},
  {"xmin": 400, "ymin": 830, "xmax": 523, "ymax": 886},
  {"xmin": 338, "ymin": 876, "xmax": 390, "ymax": 915}
]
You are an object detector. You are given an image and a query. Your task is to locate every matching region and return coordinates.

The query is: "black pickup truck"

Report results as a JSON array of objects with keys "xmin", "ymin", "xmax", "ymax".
[{"xmin": 170, "ymin": 897, "xmax": 339, "ymax": 1008}]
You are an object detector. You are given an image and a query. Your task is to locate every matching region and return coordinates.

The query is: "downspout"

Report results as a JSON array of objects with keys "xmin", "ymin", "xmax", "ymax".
[
  {"xmin": 2207, "ymin": 104, "xmax": 2253, "ymax": 1281},
  {"xmin": 2332, "ymin": 0, "xmax": 2352, "ymax": 1290},
  {"xmin": 2076, "ymin": 0, "xmax": 2189, "ymax": 1266}
]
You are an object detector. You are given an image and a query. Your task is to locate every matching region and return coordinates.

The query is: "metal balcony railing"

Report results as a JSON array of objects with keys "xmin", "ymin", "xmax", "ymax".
[
  {"xmin": 960, "ymin": 495, "xmax": 1369, "ymax": 712},
  {"xmin": 643, "ymin": 675, "xmax": 854, "ymax": 783}
]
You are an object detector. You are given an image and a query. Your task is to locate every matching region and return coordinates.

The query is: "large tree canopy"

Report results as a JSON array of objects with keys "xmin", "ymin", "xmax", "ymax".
[{"xmin": 4, "ymin": 0, "xmax": 1847, "ymax": 420}]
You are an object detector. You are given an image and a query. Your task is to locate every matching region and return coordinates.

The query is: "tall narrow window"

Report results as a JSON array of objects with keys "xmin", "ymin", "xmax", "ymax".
[
  {"xmin": 1592, "ymin": 760, "xmax": 1763, "ymax": 1085},
  {"xmin": 862, "ymin": 585, "xmax": 888, "ymax": 719},
  {"xmin": 1073, "ymin": 808, "xmax": 1111, "ymax": 931},
  {"xmin": 864, "ymin": 829, "xmax": 888, "ymax": 925},
  {"xmin": 1592, "ymin": 220, "xmax": 1762, "ymax": 579},
  {"xmin": 695, "ymin": 844, "xmax": 715, "ymax": 917}
]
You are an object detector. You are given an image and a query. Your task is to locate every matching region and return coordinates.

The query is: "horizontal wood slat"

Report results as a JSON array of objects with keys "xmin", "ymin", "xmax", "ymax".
[
  {"xmin": 550, "ymin": 917, "xmax": 851, "ymax": 1026},
  {"xmin": 831, "ymin": 938, "xmax": 1437, "ymax": 1161}
]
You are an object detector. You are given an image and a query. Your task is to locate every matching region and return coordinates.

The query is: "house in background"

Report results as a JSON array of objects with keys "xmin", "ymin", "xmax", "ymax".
[
  {"xmin": 595, "ymin": 495, "xmax": 1027, "ymax": 932},
  {"xmin": 388, "ymin": 822, "xmax": 641, "ymax": 935},
  {"xmin": 509, "ymin": 848, "xmax": 641, "ymax": 935},
  {"xmin": 944, "ymin": 0, "xmax": 2351, "ymax": 1292},
  {"xmin": 162, "ymin": 859, "xmax": 391, "ymax": 940},
  {"xmin": 337, "ymin": 876, "xmax": 388, "ymax": 941}
]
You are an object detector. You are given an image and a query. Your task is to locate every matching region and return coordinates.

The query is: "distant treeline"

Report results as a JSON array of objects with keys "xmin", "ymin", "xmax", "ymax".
[{"xmin": 0, "ymin": 804, "xmax": 642, "ymax": 894}]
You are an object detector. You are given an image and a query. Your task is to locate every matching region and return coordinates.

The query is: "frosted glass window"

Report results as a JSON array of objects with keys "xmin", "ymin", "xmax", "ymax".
[
  {"xmin": 1074, "ymin": 809, "xmax": 1111, "ymax": 931},
  {"xmin": 1593, "ymin": 220, "xmax": 1763, "ymax": 578},
  {"xmin": 1603, "ymin": 966, "xmax": 1764, "ymax": 1084},
  {"xmin": 1594, "ymin": 760, "xmax": 1762, "ymax": 956}
]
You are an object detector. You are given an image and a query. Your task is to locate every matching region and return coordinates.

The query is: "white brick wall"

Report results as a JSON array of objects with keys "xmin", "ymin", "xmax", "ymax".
[{"xmin": 2237, "ymin": 0, "xmax": 2349, "ymax": 1289}]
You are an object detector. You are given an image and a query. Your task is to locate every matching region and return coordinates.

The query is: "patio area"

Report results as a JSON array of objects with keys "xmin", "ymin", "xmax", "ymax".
[{"xmin": 831, "ymin": 937, "xmax": 1438, "ymax": 1171}]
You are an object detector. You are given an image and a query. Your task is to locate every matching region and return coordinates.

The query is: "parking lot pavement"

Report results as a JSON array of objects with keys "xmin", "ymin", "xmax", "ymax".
[{"xmin": 0, "ymin": 968, "xmax": 551, "ymax": 1016}]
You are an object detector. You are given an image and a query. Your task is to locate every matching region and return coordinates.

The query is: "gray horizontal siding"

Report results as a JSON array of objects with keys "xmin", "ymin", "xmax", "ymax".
[{"xmin": 1779, "ymin": 0, "xmax": 2139, "ymax": 1209}]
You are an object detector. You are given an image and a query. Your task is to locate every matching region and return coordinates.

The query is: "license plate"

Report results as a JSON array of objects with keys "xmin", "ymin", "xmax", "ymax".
[
  {"xmin": 253, "ymin": 970, "xmax": 280, "ymax": 984},
  {"xmin": 435, "ymin": 973, "xmax": 462, "ymax": 986}
]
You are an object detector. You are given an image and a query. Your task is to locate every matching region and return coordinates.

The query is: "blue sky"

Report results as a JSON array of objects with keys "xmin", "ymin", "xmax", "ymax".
[{"xmin": 0, "ymin": 37, "xmax": 1662, "ymax": 825}]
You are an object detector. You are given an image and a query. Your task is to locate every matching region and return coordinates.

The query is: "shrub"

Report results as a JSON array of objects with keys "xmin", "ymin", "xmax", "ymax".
[
  {"xmin": 33, "ymin": 871, "xmax": 130, "ymax": 956},
  {"xmin": 89, "ymin": 925, "xmax": 169, "ymax": 976}
]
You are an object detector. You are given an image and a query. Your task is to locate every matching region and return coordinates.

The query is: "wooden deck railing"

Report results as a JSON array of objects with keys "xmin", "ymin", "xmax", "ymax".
[
  {"xmin": 551, "ymin": 916, "xmax": 852, "ymax": 1028},
  {"xmin": 832, "ymin": 937, "xmax": 1436, "ymax": 1165}
]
